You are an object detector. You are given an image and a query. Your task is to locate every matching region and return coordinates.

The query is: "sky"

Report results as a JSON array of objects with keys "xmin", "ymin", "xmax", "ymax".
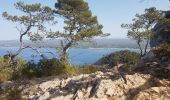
[{"xmin": 0, "ymin": 0, "xmax": 169, "ymax": 40}]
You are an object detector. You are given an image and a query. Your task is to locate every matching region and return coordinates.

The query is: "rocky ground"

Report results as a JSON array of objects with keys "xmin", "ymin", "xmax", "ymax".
[{"xmin": 1, "ymin": 69, "xmax": 169, "ymax": 100}]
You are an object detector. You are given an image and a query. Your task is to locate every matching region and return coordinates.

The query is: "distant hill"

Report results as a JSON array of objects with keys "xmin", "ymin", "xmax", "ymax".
[{"xmin": 0, "ymin": 38, "xmax": 139, "ymax": 48}]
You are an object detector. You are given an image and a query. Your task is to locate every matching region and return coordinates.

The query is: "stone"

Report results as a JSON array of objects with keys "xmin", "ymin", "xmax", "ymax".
[
  {"xmin": 105, "ymin": 88, "xmax": 114, "ymax": 97},
  {"xmin": 0, "ymin": 81, "xmax": 13, "ymax": 90},
  {"xmin": 20, "ymin": 72, "xmax": 170, "ymax": 100},
  {"xmin": 73, "ymin": 90, "xmax": 84, "ymax": 100},
  {"xmin": 150, "ymin": 11, "xmax": 170, "ymax": 47},
  {"xmin": 134, "ymin": 87, "xmax": 170, "ymax": 100},
  {"xmin": 38, "ymin": 79, "xmax": 60, "ymax": 92},
  {"xmin": 38, "ymin": 92, "xmax": 50, "ymax": 100}
]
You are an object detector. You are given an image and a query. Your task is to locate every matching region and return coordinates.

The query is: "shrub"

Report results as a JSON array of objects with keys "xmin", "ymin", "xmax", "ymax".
[
  {"xmin": 0, "ymin": 82, "xmax": 23, "ymax": 100},
  {"xmin": 11, "ymin": 58, "xmax": 27, "ymax": 80},
  {"xmin": 95, "ymin": 50, "xmax": 141, "ymax": 71},
  {"xmin": 152, "ymin": 43, "xmax": 170, "ymax": 60},
  {"xmin": 0, "ymin": 57, "xmax": 13, "ymax": 83},
  {"xmin": 0, "ymin": 57, "xmax": 27, "ymax": 83},
  {"xmin": 38, "ymin": 59, "xmax": 78, "ymax": 76},
  {"xmin": 5, "ymin": 85, "xmax": 22, "ymax": 100},
  {"xmin": 22, "ymin": 59, "xmax": 80, "ymax": 78},
  {"xmin": 21, "ymin": 61, "xmax": 42, "ymax": 79},
  {"xmin": 80, "ymin": 65, "xmax": 100, "ymax": 74},
  {"xmin": 113, "ymin": 50, "xmax": 140, "ymax": 69}
]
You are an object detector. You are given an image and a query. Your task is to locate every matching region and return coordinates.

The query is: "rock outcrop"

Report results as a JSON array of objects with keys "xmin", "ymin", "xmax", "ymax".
[
  {"xmin": 150, "ymin": 11, "xmax": 170, "ymax": 47},
  {"xmin": 13, "ymin": 71, "xmax": 169, "ymax": 100}
]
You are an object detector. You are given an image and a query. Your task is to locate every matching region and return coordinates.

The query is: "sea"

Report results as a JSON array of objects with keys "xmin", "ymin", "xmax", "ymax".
[{"xmin": 0, "ymin": 47, "xmax": 139, "ymax": 65}]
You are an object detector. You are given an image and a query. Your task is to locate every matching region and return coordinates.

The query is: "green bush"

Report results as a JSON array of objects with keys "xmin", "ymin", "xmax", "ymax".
[
  {"xmin": 80, "ymin": 65, "xmax": 100, "ymax": 74},
  {"xmin": 11, "ymin": 58, "xmax": 27, "ymax": 80},
  {"xmin": 22, "ymin": 59, "xmax": 102, "ymax": 77},
  {"xmin": 113, "ymin": 50, "xmax": 140, "ymax": 69},
  {"xmin": 5, "ymin": 85, "xmax": 22, "ymax": 100},
  {"xmin": 0, "ymin": 57, "xmax": 13, "ymax": 83},
  {"xmin": 38, "ymin": 59, "xmax": 78, "ymax": 76},
  {"xmin": 0, "ymin": 57, "xmax": 81, "ymax": 81},
  {"xmin": 21, "ymin": 61, "xmax": 42, "ymax": 79},
  {"xmin": 0, "ymin": 82, "xmax": 23, "ymax": 100},
  {"xmin": 0, "ymin": 57, "xmax": 27, "ymax": 83},
  {"xmin": 95, "ymin": 50, "xmax": 141, "ymax": 71},
  {"xmin": 152, "ymin": 43, "xmax": 170, "ymax": 60},
  {"xmin": 22, "ymin": 59, "xmax": 80, "ymax": 78}
]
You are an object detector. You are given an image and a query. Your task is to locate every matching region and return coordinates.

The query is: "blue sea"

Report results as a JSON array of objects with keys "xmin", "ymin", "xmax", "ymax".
[{"xmin": 0, "ymin": 47, "xmax": 139, "ymax": 65}]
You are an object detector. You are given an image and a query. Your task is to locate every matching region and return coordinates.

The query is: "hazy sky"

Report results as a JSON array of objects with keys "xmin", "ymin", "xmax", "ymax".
[{"xmin": 0, "ymin": 0, "xmax": 169, "ymax": 40}]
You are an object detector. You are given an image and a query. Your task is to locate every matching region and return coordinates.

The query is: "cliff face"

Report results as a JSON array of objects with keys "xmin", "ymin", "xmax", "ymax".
[{"xmin": 150, "ymin": 11, "xmax": 170, "ymax": 47}]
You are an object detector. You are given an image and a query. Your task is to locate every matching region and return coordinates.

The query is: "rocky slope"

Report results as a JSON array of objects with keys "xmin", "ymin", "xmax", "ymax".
[{"xmin": 1, "ymin": 71, "xmax": 168, "ymax": 100}]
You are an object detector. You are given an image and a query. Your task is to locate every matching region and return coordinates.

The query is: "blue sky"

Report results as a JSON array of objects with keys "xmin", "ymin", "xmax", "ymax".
[{"xmin": 0, "ymin": 0, "xmax": 169, "ymax": 40}]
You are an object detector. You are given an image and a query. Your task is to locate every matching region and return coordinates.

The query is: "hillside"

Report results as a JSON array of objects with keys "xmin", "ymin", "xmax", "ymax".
[{"xmin": 0, "ymin": 39, "xmax": 139, "ymax": 48}]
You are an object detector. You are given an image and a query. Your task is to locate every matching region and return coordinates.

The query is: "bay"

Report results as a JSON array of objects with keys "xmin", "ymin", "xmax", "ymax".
[{"xmin": 0, "ymin": 47, "xmax": 139, "ymax": 65}]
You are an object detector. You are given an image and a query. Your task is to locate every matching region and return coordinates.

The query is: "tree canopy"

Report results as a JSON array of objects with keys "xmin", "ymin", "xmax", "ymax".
[
  {"xmin": 2, "ymin": 1, "xmax": 55, "ymax": 42},
  {"xmin": 47, "ymin": 0, "xmax": 103, "ymax": 61},
  {"xmin": 122, "ymin": 7, "xmax": 162, "ymax": 56},
  {"xmin": 2, "ymin": 1, "xmax": 55, "ymax": 66}
]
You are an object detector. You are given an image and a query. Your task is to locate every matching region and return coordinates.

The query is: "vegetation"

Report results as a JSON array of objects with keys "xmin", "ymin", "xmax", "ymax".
[
  {"xmin": 113, "ymin": 50, "xmax": 140, "ymax": 68},
  {"xmin": 121, "ymin": 7, "xmax": 161, "ymax": 56},
  {"xmin": 80, "ymin": 65, "xmax": 101, "ymax": 74},
  {"xmin": 152, "ymin": 43, "xmax": 170, "ymax": 60},
  {"xmin": 0, "ymin": 1, "xmax": 169, "ymax": 99},
  {"xmin": 96, "ymin": 50, "xmax": 141, "ymax": 71},
  {"xmin": 23, "ymin": 59, "xmax": 102, "ymax": 77},
  {"xmin": 0, "ymin": 0, "xmax": 169, "ymax": 87},
  {"xmin": 19, "ymin": 59, "xmax": 78, "ymax": 78},
  {"xmin": 0, "ymin": 56, "xmax": 102, "ymax": 82},
  {"xmin": 0, "ymin": 57, "xmax": 27, "ymax": 83},
  {"xmin": 4, "ymin": 85, "xmax": 22, "ymax": 100},
  {"xmin": 47, "ymin": 0, "xmax": 104, "ymax": 61},
  {"xmin": 21, "ymin": 61, "xmax": 42, "ymax": 79},
  {"xmin": 38, "ymin": 59, "xmax": 78, "ymax": 76},
  {"xmin": 1, "ymin": 1, "xmax": 105, "ymax": 81},
  {"xmin": 2, "ymin": 1, "xmax": 55, "ymax": 68}
]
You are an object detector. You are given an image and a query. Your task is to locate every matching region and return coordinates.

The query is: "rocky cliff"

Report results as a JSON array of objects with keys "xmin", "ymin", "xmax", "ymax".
[{"xmin": 150, "ymin": 11, "xmax": 170, "ymax": 47}]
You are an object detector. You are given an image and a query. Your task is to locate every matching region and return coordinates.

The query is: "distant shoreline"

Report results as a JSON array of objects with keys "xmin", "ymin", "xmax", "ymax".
[
  {"xmin": 0, "ymin": 46, "xmax": 139, "ymax": 49},
  {"xmin": 0, "ymin": 38, "xmax": 147, "ymax": 49}
]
